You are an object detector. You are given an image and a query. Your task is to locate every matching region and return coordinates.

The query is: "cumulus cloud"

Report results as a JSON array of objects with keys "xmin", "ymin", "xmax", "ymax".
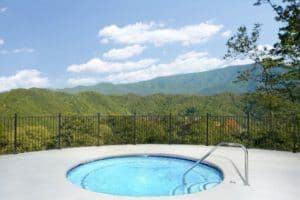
[
  {"xmin": 0, "ymin": 7, "xmax": 7, "ymax": 13},
  {"xmin": 67, "ymin": 77, "xmax": 99, "ymax": 86},
  {"xmin": 99, "ymin": 22, "xmax": 223, "ymax": 46},
  {"xmin": 0, "ymin": 69, "xmax": 49, "ymax": 92},
  {"xmin": 0, "ymin": 38, "xmax": 4, "ymax": 46},
  {"xmin": 67, "ymin": 58, "xmax": 157, "ymax": 73},
  {"xmin": 223, "ymin": 58, "xmax": 253, "ymax": 66},
  {"xmin": 98, "ymin": 52, "xmax": 252, "ymax": 84},
  {"xmin": 257, "ymin": 44, "xmax": 273, "ymax": 51},
  {"xmin": 103, "ymin": 45, "xmax": 146, "ymax": 60},
  {"xmin": 221, "ymin": 30, "xmax": 231, "ymax": 37},
  {"xmin": 67, "ymin": 51, "xmax": 253, "ymax": 86},
  {"xmin": 244, "ymin": 44, "xmax": 274, "ymax": 60},
  {"xmin": 0, "ymin": 48, "xmax": 35, "ymax": 54}
]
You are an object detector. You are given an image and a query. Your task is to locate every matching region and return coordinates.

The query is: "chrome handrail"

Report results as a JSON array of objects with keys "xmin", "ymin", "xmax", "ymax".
[{"xmin": 182, "ymin": 142, "xmax": 249, "ymax": 188}]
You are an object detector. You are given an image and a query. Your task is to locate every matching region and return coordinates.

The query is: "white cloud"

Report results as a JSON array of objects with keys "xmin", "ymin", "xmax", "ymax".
[
  {"xmin": 67, "ymin": 77, "xmax": 99, "ymax": 86},
  {"xmin": 0, "ymin": 48, "xmax": 35, "ymax": 54},
  {"xmin": 257, "ymin": 44, "xmax": 273, "ymax": 51},
  {"xmin": 67, "ymin": 58, "xmax": 157, "ymax": 73},
  {"xmin": 0, "ymin": 38, "xmax": 4, "ymax": 46},
  {"xmin": 99, "ymin": 22, "xmax": 223, "ymax": 46},
  {"xmin": 103, "ymin": 45, "xmax": 146, "ymax": 60},
  {"xmin": 0, "ymin": 69, "xmax": 49, "ymax": 92},
  {"xmin": 66, "ymin": 52, "xmax": 253, "ymax": 86},
  {"xmin": 221, "ymin": 30, "xmax": 231, "ymax": 37},
  {"xmin": 0, "ymin": 7, "xmax": 7, "ymax": 13},
  {"xmin": 223, "ymin": 58, "xmax": 253, "ymax": 66},
  {"xmin": 100, "ymin": 51, "xmax": 253, "ymax": 83},
  {"xmin": 100, "ymin": 38, "xmax": 109, "ymax": 44},
  {"xmin": 256, "ymin": 44, "xmax": 280, "ymax": 60}
]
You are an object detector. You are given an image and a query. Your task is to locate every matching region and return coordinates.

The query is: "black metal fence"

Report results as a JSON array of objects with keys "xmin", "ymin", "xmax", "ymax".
[{"xmin": 0, "ymin": 113, "xmax": 299, "ymax": 154}]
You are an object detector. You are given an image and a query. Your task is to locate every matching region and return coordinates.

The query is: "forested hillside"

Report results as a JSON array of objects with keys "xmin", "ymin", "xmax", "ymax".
[
  {"xmin": 0, "ymin": 88, "xmax": 245, "ymax": 116},
  {"xmin": 0, "ymin": 88, "xmax": 298, "ymax": 154}
]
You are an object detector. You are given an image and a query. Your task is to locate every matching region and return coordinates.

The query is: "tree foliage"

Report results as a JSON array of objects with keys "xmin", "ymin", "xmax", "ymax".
[{"xmin": 224, "ymin": 0, "xmax": 299, "ymax": 115}]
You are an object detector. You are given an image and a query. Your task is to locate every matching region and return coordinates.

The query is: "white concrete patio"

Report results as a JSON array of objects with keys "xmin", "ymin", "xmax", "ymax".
[{"xmin": 0, "ymin": 144, "xmax": 299, "ymax": 200}]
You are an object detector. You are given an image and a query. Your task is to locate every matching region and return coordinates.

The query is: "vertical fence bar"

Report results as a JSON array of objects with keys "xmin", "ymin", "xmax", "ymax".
[
  {"xmin": 133, "ymin": 113, "xmax": 136, "ymax": 145},
  {"xmin": 1, "ymin": 113, "xmax": 299, "ymax": 154},
  {"xmin": 168, "ymin": 113, "xmax": 172, "ymax": 144},
  {"xmin": 97, "ymin": 113, "xmax": 100, "ymax": 146},
  {"xmin": 292, "ymin": 113, "xmax": 297, "ymax": 153},
  {"xmin": 58, "ymin": 113, "xmax": 61, "ymax": 149},
  {"xmin": 206, "ymin": 113, "xmax": 209, "ymax": 146},
  {"xmin": 198, "ymin": 115, "xmax": 202, "ymax": 144},
  {"xmin": 14, "ymin": 113, "xmax": 17, "ymax": 154},
  {"xmin": 297, "ymin": 114, "xmax": 299, "ymax": 153},
  {"xmin": 270, "ymin": 114, "xmax": 273, "ymax": 149},
  {"xmin": 247, "ymin": 112, "xmax": 250, "ymax": 146}
]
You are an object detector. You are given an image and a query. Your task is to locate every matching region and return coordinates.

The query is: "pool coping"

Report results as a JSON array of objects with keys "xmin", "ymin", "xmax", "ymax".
[
  {"xmin": 65, "ymin": 153, "xmax": 225, "ymax": 196},
  {"xmin": 62, "ymin": 150, "xmax": 233, "ymax": 199}
]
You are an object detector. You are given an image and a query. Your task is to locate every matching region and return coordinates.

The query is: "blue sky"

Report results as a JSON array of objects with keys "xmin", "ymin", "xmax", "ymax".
[{"xmin": 0, "ymin": 0, "xmax": 278, "ymax": 91}]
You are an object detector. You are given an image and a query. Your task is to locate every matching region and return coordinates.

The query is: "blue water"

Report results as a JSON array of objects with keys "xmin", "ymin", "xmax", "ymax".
[{"xmin": 67, "ymin": 155, "xmax": 223, "ymax": 196}]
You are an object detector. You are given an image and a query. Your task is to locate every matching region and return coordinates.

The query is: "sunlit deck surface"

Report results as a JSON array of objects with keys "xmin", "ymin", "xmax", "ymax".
[{"xmin": 0, "ymin": 144, "xmax": 299, "ymax": 200}]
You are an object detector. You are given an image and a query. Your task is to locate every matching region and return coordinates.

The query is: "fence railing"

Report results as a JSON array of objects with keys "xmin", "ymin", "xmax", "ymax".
[{"xmin": 0, "ymin": 113, "xmax": 299, "ymax": 154}]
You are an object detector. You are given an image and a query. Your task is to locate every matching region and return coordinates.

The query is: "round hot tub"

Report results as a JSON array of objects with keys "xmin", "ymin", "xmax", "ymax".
[{"xmin": 67, "ymin": 155, "xmax": 223, "ymax": 197}]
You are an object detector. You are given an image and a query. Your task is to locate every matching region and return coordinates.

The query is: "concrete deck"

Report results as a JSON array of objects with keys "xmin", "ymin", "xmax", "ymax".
[{"xmin": 0, "ymin": 145, "xmax": 299, "ymax": 200}]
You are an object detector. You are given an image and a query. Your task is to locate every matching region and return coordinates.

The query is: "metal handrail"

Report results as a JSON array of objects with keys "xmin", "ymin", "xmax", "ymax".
[{"xmin": 182, "ymin": 142, "xmax": 249, "ymax": 187}]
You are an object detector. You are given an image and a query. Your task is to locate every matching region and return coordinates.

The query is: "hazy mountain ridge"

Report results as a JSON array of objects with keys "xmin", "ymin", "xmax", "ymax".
[{"xmin": 61, "ymin": 64, "xmax": 256, "ymax": 95}]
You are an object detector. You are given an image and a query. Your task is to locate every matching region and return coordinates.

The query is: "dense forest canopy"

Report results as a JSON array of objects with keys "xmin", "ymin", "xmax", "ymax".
[{"xmin": 0, "ymin": 88, "xmax": 298, "ymax": 116}]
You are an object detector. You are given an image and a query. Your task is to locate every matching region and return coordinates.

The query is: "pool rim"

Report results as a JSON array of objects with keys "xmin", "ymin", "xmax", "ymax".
[{"xmin": 65, "ymin": 153, "xmax": 225, "ymax": 197}]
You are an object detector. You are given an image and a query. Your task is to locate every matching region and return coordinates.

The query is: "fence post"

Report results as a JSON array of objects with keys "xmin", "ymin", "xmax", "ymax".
[
  {"xmin": 206, "ymin": 113, "xmax": 209, "ymax": 146},
  {"xmin": 168, "ymin": 113, "xmax": 172, "ymax": 144},
  {"xmin": 292, "ymin": 113, "xmax": 297, "ymax": 153},
  {"xmin": 14, "ymin": 113, "xmax": 17, "ymax": 154},
  {"xmin": 97, "ymin": 113, "xmax": 100, "ymax": 146},
  {"xmin": 247, "ymin": 112, "xmax": 250, "ymax": 145},
  {"xmin": 133, "ymin": 113, "xmax": 136, "ymax": 145},
  {"xmin": 58, "ymin": 113, "xmax": 61, "ymax": 149}
]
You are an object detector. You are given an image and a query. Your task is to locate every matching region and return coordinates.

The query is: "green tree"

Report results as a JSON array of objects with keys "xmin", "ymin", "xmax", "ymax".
[
  {"xmin": 15, "ymin": 125, "xmax": 56, "ymax": 152},
  {"xmin": 60, "ymin": 117, "xmax": 97, "ymax": 147},
  {"xmin": 224, "ymin": 0, "xmax": 299, "ymax": 115},
  {"xmin": 0, "ymin": 123, "xmax": 11, "ymax": 154}
]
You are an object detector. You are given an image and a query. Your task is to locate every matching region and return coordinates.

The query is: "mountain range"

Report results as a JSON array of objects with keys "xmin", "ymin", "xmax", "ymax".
[
  {"xmin": 1, "ymin": 64, "xmax": 297, "ymax": 116},
  {"xmin": 61, "ymin": 64, "xmax": 256, "ymax": 95}
]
